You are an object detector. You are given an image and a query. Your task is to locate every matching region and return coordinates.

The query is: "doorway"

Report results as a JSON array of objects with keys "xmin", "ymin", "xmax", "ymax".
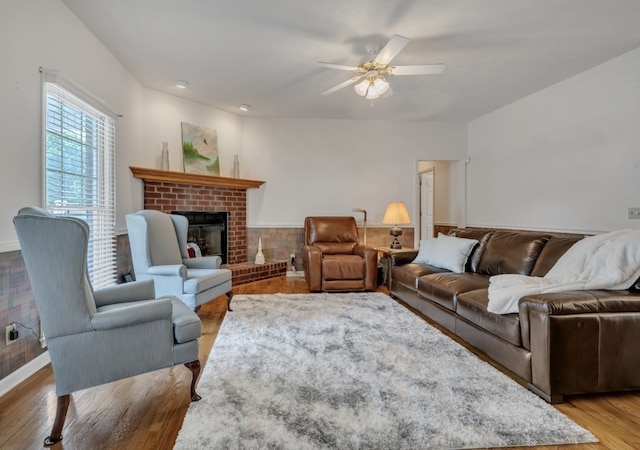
[{"xmin": 415, "ymin": 160, "xmax": 466, "ymax": 245}]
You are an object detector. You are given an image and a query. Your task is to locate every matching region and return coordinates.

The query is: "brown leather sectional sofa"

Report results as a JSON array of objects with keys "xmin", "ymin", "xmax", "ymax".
[{"xmin": 388, "ymin": 228, "xmax": 640, "ymax": 403}]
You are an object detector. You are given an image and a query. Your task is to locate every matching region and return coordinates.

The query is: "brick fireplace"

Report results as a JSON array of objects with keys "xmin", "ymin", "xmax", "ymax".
[
  {"xmin": 130, "ymin": 166, "xmax": 287, "ymax": 284},
  {"xmin": 142, "ymin": 183, "xmax": 247, "ymax": 263}
]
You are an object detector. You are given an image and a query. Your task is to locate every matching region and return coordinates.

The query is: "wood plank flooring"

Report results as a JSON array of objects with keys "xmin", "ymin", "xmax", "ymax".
[{"xmin": 0, "ymin": 275, "xmax": 639, "ymax": 449}]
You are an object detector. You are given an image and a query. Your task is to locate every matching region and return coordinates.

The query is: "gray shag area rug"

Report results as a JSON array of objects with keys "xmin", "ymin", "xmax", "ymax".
[{"xmin": 174, "ymin": 293, "xmax": 597, "ymax": 449}]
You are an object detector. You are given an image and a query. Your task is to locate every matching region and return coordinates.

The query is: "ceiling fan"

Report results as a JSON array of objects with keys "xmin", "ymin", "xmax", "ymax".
[{"xmin": 319, "ymin": 34, "xmax": 445, "ymax": 100}]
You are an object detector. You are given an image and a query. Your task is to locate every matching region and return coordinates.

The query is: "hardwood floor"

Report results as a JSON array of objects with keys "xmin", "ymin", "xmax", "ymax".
[{"xmin": 1, "ymin": 275, "xmax": 639, "ymax": 449}]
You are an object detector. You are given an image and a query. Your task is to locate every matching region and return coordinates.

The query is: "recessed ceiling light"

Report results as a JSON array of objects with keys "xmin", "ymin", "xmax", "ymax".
[
  {"xmin": 176, "ymin": 80, "xmax": 190, "ymax": 89},
  {"xmin": 239, "ymin": 104, "xmax": 251, "ymax": 112}
]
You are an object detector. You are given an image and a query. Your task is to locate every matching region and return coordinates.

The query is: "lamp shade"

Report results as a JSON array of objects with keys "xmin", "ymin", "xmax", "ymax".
[{"xmin": 382, "ymin": 202, "xmax": 411, "ymax": 225}]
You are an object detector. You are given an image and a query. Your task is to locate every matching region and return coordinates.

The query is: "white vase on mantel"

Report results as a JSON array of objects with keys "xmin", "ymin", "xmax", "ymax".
[
  {"xmin": 255, "ymin": 238, "xmax": 265, "ymax": 265},
  {"xmin": 160, "ymin": 141, "xmax": 170, "ymax": 170}
]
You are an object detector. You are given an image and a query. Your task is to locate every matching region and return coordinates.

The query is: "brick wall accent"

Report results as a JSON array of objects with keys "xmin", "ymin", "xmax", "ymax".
[{"xmin": 142, "ymin": 181, "xmax": 247, "ymax": 264}]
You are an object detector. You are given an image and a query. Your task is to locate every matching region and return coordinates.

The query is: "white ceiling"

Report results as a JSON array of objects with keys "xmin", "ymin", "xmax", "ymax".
[{"xmin": 62, "ymin": 0, "xmax": 640, "ymax": 122}]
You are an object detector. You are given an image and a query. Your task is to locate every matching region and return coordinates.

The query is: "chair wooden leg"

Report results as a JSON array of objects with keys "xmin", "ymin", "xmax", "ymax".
[
  {"xmin": 43, "ymin": 394, "xmax": 70, "ymax": 446},
  {"xmin": 226, "ymin": 290, "xmax": 233, "ymax": 312},
  {"xmin": 184, "ymin": 360, "xmax": 202, "ymax": 402}
]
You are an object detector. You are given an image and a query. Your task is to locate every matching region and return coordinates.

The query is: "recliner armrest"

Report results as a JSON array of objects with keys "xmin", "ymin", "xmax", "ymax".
[
  {"xmin": 91, "ymin": 298, "xmax": 172, "ymax": 330},
  {"xmin": 302, "ymin": 245, "xmax": 323, "ymax": 291},
  {"xmin": 148, "ymin": 264, "xmax": 188, "ymax": 278},
  {"xmin": 93, "ymin": 279, "xmax": 156, "ymax": 307},
  {"xmin": 183, "ymin": 256, "xmax": 222, "ymax": 269},
  {"xmin": 353, "ymin": 245, "xmax": 376, "ymax": 257},
  {"xmin": 354, "ymin": 245, "xmax": 378, "ymax": 291}
]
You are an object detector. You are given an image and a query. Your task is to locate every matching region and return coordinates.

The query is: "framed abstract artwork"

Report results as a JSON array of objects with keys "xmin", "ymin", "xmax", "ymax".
[{"xmin": 181, "ymin": 122, "xmax": 220, "ymax": 176}]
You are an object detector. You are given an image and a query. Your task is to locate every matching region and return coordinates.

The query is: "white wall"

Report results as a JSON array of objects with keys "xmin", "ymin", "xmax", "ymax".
[
  {"xmin": 0, "ymin": 0, "xmax": 466, "ymax": 251},
  {"xmin": 0, "ymin": 0, "xmax": 144, "ymax": 247},
  {"xmin": 468, "ymin": 47, "xmax": 640, "ymax": 234},
  {"xmin": 135, "ymin": 89, "xmax": 244, "ymax": 214},
  {"xmin": 242, "ymin": 118, "xmax": 467, "ymax": 228},
  {"xmin": 140, "ymin": 89, "xmax": 243, "ymax": 178}
]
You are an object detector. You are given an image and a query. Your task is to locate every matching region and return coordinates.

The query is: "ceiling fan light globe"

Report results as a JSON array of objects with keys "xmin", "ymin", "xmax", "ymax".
[
  {"xmin": 366, "ymin": 84, "xmax": 380, "ymax": 100},
  {"xmin": 354, "ymin": 79, "xmax": 369, "ymax": 97},
  {"xmin": 374, "ymin": 77, "xmax": 390, "ymax": 95}
]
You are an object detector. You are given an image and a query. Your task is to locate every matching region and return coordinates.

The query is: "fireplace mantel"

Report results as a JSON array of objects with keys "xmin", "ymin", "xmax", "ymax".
[{"xmin": 130, "ymin": 166, "xmax": 265, "ymax": 189}]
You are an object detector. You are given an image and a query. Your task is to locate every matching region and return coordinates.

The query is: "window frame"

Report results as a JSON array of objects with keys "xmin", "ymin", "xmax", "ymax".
[{"xmin": 41, "ymin": 69, "xmax": 118, "ymax": 289}]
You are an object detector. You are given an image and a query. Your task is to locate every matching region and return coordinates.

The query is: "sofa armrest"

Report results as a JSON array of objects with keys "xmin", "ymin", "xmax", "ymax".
[
  {"xmin": 389, "ymin": 249, "xmax": 419, "ymax": 266},
  {"xmin": 520, "ymin": 289, "xmax": 640, "ymax": 316},
  {"xmin": 519, "ymin": 289, "xmax": 640, "ymax": 403},
  {"xmin": 519, "ymin": 289, "xmax": 640, "ymax": 349}
]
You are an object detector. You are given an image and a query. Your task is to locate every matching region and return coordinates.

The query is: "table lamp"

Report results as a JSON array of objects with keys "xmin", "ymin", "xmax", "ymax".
[{"xmin": 382, "ymin": 202, "xmax": 411, "ymax": 249}]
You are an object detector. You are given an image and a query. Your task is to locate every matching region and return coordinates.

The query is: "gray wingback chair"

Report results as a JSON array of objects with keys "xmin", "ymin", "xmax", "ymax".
[
  {"xmin": 13, "ymin": 207, "xmax": 203, "ymax": 446},
  {"xmin": 125, "ymin": 210, "xmax": 233, "ymax": 311}
]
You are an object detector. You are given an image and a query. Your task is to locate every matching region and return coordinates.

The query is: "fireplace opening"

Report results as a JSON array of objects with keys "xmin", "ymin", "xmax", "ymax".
[{"xmin": 172, "ymin": 211, "xmax": 229, "ymax": 264}]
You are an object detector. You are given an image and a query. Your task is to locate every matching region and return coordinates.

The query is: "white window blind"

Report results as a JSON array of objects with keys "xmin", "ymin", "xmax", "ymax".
[{"xmin": 43, "ymin": 72, "xmax": 117, "ymax": 289}]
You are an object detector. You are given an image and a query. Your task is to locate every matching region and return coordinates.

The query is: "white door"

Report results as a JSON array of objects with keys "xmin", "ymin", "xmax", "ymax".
[{"xmin": 420, "ymin": 169, "xmax": 435, "ymax": 239}]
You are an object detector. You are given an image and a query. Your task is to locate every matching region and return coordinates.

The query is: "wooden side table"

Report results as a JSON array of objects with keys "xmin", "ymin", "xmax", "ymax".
[{"xmin": 376, "ymin": 247, "xmax": 394, "ymax": 286}]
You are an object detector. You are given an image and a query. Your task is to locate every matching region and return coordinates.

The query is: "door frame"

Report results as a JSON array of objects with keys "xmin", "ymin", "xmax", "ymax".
[{"xmin": 418, "ymin": 168, "xmax": 435, "ymax": 240}]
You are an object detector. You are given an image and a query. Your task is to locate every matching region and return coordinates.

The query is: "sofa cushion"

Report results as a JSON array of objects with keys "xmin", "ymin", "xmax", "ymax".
[
  {"xmin": 457, "ymin": 289, "xmax": 522, "ymax": 346},
  {"xmin": 418, "ymin": 273, "xmax": 490, "ymax": 311},
  {"xmin": 530, "ymin": 236, "xmax": 583, "ymax": 277},
  {"xmin": 393, "ymin": 263, "xmax": 449, "ymax": 290},
  {"xmin": 448, "ymin": 229, "xmax": 494, "ymax": 273},
  {"xmin": 477, "ymin": 230, "xmax": 550, "ymax": 276}
]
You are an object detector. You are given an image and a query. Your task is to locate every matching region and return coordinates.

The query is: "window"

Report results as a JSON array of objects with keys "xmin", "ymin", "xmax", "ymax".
[{"xmin": 43, "ymin": 72, "xmax": 117, "ymax": 289}]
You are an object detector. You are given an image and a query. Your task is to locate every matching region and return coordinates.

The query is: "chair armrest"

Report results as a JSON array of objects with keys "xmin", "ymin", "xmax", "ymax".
[
  {"xmin": 91, "ymin": 297, "xmax": 173, "ymax": 331},
  {"xmin": 148, "ymin": 264, "xmax": 187, "ymax": 278},
  {"xmin": 183, "ymin": 256, "xmax": 221, "ymax": 269},
  {"xmin": 93, "ymin": 280, "xmax": 156, "ymax": 307}
]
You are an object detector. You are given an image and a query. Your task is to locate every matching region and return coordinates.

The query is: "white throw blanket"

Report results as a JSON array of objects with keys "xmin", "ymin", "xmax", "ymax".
[{"xmin": 487, "ymin": 229, "xmax": 640, "ymax": 314}]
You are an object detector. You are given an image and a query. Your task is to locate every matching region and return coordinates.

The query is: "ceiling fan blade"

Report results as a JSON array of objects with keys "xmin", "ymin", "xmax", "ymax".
[
  {"xmin": 321, "ymin": 76, "xmax": 363, "ymax": 95},
  {"xmin": 389, "ymin": 64, "xmax": 446, "ymax": 76},
  {"xmin": 374, "ymin": 34, "xmax": 410, "ymax": 65},
  {"xmin": 318, "ymin": 62, "xmax": 360, "ymax": 71}
]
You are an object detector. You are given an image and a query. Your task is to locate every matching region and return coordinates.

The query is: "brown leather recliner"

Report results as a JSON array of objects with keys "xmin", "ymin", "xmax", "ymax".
[{"xmin": 302, "ymin": 216, "xmax": 378, "ymax": 292}]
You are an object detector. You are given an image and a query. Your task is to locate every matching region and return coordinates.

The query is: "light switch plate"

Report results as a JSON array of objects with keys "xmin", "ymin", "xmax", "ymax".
[{"xmin": 629, "ymin": 208, "xmax": 640, "ymax": 219}]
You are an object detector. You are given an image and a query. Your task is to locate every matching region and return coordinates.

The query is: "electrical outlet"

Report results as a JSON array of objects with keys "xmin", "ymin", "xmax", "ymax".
[
  {"xmin": 5, "ymin": 324, "xmax": 17, "ymax": 346},
  {"xmin": 629, "ymin": 207, "xmax": 640, "ymax": 219}
]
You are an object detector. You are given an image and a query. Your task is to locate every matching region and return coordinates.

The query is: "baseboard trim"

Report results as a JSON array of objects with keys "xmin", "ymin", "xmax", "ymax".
[
  {"xmin": 286, "ymin": 270, "xmax": 305, "ymax": 277},
  {"xmin": 0, "ymin": 351, "xmax": 51, "ymax": 399}
]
